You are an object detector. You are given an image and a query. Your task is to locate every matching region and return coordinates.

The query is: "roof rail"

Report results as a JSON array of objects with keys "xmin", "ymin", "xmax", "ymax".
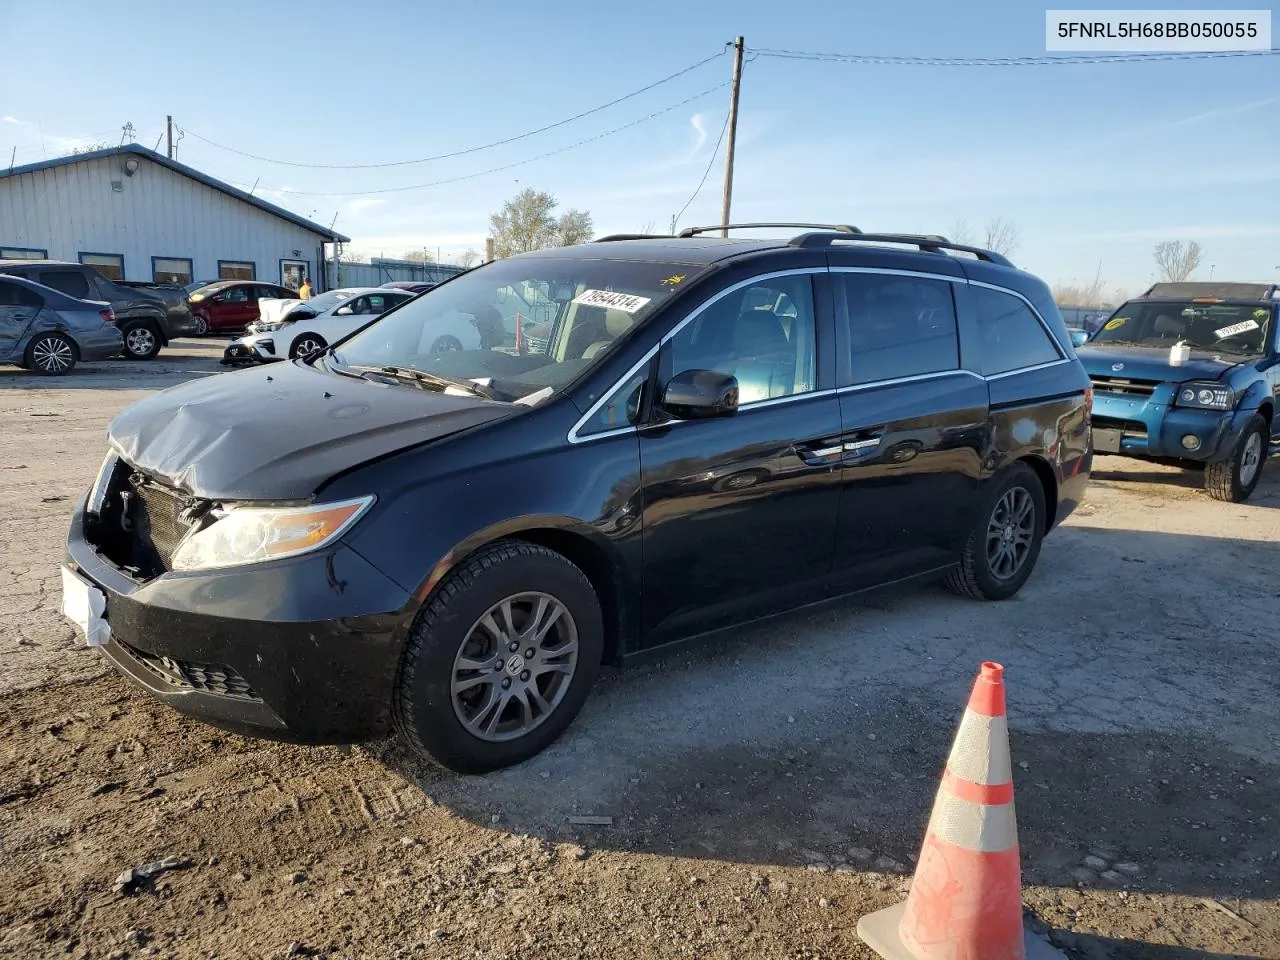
[
  {"xmin": 789, "ymin": 231, "xmax": 1014, "ymax": 267},
  {"xmin": 675, "ymin": 222, "xmax": 862, "ymax": 238},
  {"xmin": 594, "ymin": 233, "xmax": 675, "ymax": 242}
]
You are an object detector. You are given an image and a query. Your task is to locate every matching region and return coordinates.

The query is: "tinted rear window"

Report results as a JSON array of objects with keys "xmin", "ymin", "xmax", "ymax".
[
  {"xmin": 971, "ymin": 286, "xmax": 1062, "ymax": 375},
  {"xmin": 38, "ymin": 270, "xmax": 91, "ymax": 299},
  {"xmin": 0, "ymin": 280, "xmax": 42, "ymax": 309},
  {"xmin": 839, "ymin": 273, "xmax": 959, "ymax": 385}
]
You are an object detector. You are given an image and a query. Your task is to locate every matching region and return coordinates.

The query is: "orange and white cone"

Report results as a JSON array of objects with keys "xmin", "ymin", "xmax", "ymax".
[{"xmin": 856, "ymin": 662, "xmax": 1063, "ymax": 960}]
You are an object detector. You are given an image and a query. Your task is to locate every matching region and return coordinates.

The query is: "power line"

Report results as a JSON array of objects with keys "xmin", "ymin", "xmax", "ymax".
[
  {"xmin": 673, "ymin": 110, "xmax": 730, "ymax": 230},
  {"xmin": 225, "ymin": 81, "xmax": 730, "ymax": 198},
  {"xmin": 751, "ymin": 47, "xmax": 1280, "ymax": 66},
  {"xmin": 178, "ymin": 48, "xmax": 728, "ymax": 171}
]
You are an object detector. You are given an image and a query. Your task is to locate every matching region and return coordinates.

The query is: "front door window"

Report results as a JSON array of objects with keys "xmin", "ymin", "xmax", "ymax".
[{"xmin": 666, "ymin": 275, "xmax": 817, "ymax": 405}]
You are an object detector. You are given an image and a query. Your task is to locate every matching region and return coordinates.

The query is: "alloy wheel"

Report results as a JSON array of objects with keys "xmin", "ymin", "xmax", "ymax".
[
  {"xmin": 450, "ymin": 592, "xmax": 579, "ymax": 742},
  {"xmin": 1240, "ymin": 431, "xmax": 1263, "ymax": 487},
  {"xmin": 296, "ymin": 337, "xmax": 323, "ymax": 357},
  {"xmin": 986, "ymin": 487, "xmax": 1035, "ymax": 581},
  {"xmin": 126, "ymin": 327, "xmax": 156, "ymax": 357},
  {"xmin": 32, "ymin": 336, "xmax": 73, "ymax": 373}
]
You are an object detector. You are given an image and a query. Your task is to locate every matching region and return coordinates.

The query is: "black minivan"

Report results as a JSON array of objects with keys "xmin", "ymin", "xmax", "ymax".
[{"xmin": 62, "ymin": 227, "xmax": 1093, "ymax": 772}]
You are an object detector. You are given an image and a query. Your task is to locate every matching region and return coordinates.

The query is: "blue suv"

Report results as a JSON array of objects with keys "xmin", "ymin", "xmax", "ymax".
[{"xmin": 1075, "ymin": 281, "xmax": 1279, "ymax": 502}]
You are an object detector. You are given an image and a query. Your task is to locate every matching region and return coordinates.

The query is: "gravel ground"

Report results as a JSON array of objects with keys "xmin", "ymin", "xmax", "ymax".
[{"xmin": 1, "ymin": 341, "xmax": 1278, "ymax": 960}]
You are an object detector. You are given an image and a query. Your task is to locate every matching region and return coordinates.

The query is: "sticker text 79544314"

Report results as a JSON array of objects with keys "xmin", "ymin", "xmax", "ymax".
[{"xmin": 572, "ymin": 290, "xmax": 652, "ymax": 314}]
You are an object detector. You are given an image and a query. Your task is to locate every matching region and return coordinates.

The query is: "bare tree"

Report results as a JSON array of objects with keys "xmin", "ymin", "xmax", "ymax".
[
  {"xmin": 458, "ymin": 249, "xmax": 479, "ymax": 269},
  {"xmin": 982, "ymin": 217, "xmax": 1020, "ymax": 257},
  {"xmin": 401, "ymin": 250, "xmax": 434, "ymax": 263},
  {"xmin": 71, "ymin": 141, "xmax": 109, "ymax": 155},
  {"xmin": 489, "ymin": 188, "xmax": 594, "ymax": 258},
  {"xmin": 1152, "ymin": 240, "xmax": 1204, "ymax": 282},
  {"xmin": 948, "ymin": 219, "xmax": 975, "ymax": 246},
  {"xmin": 639, "ymin": 219, "xmax": 657, "ymax": 235}
]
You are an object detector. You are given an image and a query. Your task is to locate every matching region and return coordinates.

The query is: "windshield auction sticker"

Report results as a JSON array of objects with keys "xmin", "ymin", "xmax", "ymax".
[
  {"xmin": 1046, "ymin": 10, "xmax": 1271, "ymax": 51},
  {"xmin": 573, "ymin": 290, "xmax": 652, "ymax": 313},
  {"xmin": 1214, "ymin": 319, "xmax": 1260, "ymax": 339}
]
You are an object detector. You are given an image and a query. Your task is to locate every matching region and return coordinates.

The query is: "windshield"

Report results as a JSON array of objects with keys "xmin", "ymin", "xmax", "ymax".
[
  {"xmin": 1091, "ymin": 300, "xmax": 1274, "ymax": 357},
  {"xmin": 330, "ymin": 257, "xmax": 703, "ymax": 401},
  {"xmin": 301, "ymin": 289, "xmax": 363, "ymax": 313}
]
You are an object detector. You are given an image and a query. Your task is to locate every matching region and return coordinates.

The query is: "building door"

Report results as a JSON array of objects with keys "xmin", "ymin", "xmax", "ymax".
[{"xmin": 281, "ymin": 260, "xmax": 308, "ymax": 293}]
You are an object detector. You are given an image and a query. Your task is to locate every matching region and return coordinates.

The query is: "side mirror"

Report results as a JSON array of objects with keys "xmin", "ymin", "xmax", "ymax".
[
  {"xmin": 335, "ymin": 306, "xmax": 353, "ymax": 316},
  {"xmin": 1070, "ymin": 330, "xmax": 1089, "ymax": 348},
  {"xmin": 661, "ymin": 369, "xmax": 739, "ymax": 420}
]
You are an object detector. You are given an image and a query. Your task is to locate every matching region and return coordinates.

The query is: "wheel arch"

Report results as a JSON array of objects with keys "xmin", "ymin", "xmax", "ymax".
[
  {"xmin": 409, "ymin": 516, "xmax": 634, "ymax": 666},
  {"xmin": 1015, "ymin": 453, "xmax": 1058, "ymax": 534}
]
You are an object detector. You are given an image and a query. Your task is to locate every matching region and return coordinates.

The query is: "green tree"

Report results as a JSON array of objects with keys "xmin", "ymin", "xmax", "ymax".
[{"xmin": 488, "ymin": 188, "xmax": 593, "ymax": 258}]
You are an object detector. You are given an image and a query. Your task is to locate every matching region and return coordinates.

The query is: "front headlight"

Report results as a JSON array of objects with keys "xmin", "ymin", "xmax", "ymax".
[
  {"xmin": 86, "ymin": 451, "xmax": 119, "ymax": 516},
  {"xmin": 170, "ymin": 496, "xmax": 374, "ymax": 572},
  {"xmin": 189, "ymin": 293, "xmax": 205, "ymax": 302},
  {"xmin": 1174, "ymin": 381, "xmax": 1234, "ymax": 411}
]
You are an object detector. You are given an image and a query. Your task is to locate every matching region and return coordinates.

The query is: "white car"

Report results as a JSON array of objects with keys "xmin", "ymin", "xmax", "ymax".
[{"xmin": 226, "ymin": 287, "xmax": 419, "ymax": 363}]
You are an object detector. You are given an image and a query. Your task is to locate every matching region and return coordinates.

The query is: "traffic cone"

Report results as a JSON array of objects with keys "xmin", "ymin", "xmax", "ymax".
[{"xmin": 856, "ymin": 662, "xmax": 1064, "ymax": 960}]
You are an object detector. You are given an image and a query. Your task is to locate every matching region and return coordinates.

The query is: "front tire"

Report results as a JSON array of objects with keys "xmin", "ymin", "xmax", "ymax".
[
  {"xmin": 289, "ymin": 333, "xmax": 327, "ymax": 359},
  {"xmin": 121, "ymin": 321, "xmax": 161, "ymax": 360},
  {"xmin": 394, "ymin": 541, "xmax": 603, "ymax": 774},
  {"xmin": 1205, "ymin": 414, "xmax": 1268, "ymax": 503},
  {"xmin": 429, "ymin": 334, "xmax": 463, "ymax": 354},
  {"xmin": 24, "ymin": 333, "xmax": 77, "ymax": 376},
  {"xmin": 192, "ymin": 315, "xmax": 209, "ymax": 336},
  {"xmin": 945, "ymin": 462, "xmax": 1046, "ymax": 601}
]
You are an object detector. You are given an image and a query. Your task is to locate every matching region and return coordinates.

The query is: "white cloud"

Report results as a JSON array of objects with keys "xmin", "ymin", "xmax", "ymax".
[
  {"xmin": 1075, "ymin": 224, "xmax": 1280, "ymax": 243},
  {"xmin": 2, "ymin": 116, "xmax": 28, "ymax": 125},
  {"xmin": 344, "ymin": 196, "xmax": 387, "ymax": 218}
]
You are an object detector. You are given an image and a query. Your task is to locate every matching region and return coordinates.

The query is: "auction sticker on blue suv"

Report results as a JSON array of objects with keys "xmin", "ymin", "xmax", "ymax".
[{"xmin": 1046, "ymin": 10, "xmax": 1270, "ymax": 50}]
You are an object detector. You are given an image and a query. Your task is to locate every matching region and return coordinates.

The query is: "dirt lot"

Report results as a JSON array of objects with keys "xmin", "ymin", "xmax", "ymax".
[{"xmin": 2, "ymin": 341, "xmax": 1278, "ymax": 960}]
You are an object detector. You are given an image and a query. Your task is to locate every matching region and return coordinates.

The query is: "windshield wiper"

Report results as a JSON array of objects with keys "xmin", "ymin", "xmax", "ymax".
[{"xmin": 366, "ymin": 365, "xmax": 502, "ymax": 401}]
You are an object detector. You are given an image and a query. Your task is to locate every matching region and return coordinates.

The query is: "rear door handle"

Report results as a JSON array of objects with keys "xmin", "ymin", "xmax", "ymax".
[
  {"xmin": 795, "ymin": 438, "xmax": 845, "ymax": 466},
  {"xmin": 842, "ymin": 429, "xmax": 885, "ymax": 459}
]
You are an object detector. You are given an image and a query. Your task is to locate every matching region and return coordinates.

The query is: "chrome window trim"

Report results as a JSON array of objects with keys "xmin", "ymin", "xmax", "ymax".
[
  {"xmin": 837, "ymin": 369, "xmax": 984, "ymax": 395},
  {"xmin": 566, "ymin": 266, "xmax": 1081, "ymax": 446},
  {"xmin": 828, "ymin": 265, "xmax": 966, "ymax": 286},
  {"xmin": 567, "ymin": 268, "xmax": 823, "ymax": 444},
  {"xmin": 985, "ymin": 358, "xmax": 1072, "ymax": 380}
]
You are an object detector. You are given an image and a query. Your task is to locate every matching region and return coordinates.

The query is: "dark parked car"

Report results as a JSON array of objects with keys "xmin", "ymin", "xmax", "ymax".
[
  {"xmin": 61, "ymin": 226, "xmax": 1092, "ymax": 773},
  {"xmin": 1074, "ymin": 281, "xmax": 1280, "ymax": 502},
  {"xmin": 187, "ymin": 280, "xmax": 296, "ymax": 334},
  {"xmin": 380, "ymin": 281, "xmax": 436, "ymax": 294},
  {"xmin": 0, "ymin": 274, "xmax": 123, "ymax": 374},
  {"xmin": 0, "ymin": 260, "xmax": 198, "ymax": 360}
]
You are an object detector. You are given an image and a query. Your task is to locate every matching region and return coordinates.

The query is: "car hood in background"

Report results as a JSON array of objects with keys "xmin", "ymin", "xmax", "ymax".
[
  {"xmin": 1077, "ymin": 345, "xmax": 1246, "ymax": 384},
  {"xmin": 108, "ymin": 359, "xmax": 514, "ymax": 500}
]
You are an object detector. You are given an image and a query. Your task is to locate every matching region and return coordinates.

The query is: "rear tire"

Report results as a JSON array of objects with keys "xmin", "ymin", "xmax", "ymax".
[
  {"xmin": 120, "ymin": 321, "xmax": 161, "ymax": 360},
  {"xmin": 1205, "ymin": 414, "xmax": 1268, "ymax": 503},
  {"xmin": 289, "ymin": 333, "xmax": 327, "ymax": 359},
  {"xmin": 945, "ymin": 462, "xmax": 1046, "ymax": 601},
  {"xmin": 192, "ymin": 315, "xmax": 209, "ymax": 336},
  {"xmin": 24, "ymin": 332, "xmax": 77, "ymax": 376},
  {"xmin": 393, "ymin": 540, "xmax": 603, "ymax": 774},
  {"xmin": 429, "ymin": 334, "xmax": 463, "ymax": 354}
]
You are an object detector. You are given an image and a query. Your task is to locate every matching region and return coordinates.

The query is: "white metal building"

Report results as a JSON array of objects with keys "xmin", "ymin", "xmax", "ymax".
[{"xmin": 0, "ymin": 144, "xmax": 347, "ymax": 291}]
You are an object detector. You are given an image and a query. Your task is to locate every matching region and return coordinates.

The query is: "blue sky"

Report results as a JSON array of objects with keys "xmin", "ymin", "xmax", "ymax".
[{"xmin": 1, "ymin": 0, "xmax": 1276, "ymax": 296}]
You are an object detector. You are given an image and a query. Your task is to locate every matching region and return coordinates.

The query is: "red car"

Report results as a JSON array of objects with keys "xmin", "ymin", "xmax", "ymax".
[{"xmin": 188, "ymin": 281, "xmax": 296, "ymax": 334}]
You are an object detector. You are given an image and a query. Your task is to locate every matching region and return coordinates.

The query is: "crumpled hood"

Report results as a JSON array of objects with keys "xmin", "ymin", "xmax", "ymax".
[
  {"xmin": 108, "ymin": 359, "xmax": 513, "ymax": 500},
  {"xmin": 1077, "ymin": 344, "xmax": 1245, "ymax": 384}
]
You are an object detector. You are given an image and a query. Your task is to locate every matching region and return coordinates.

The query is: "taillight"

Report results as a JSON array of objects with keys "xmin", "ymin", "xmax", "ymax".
[
  {"xmin": 1084, "ymin": 385, "xmax": 1094, "ymax": 409},
  {"xmin": 100, "ymin": 308, "xmax": 116, "ymax": 324}
]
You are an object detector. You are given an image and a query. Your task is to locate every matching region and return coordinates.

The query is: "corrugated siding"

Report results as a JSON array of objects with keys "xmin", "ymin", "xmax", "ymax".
[
  {"xmin": 325, "ymin": 260, "xmax": 466, "ymax": 289},
  {"xmin": 0, "ymin": 154, "xmax": 329, "ymax": 286}
]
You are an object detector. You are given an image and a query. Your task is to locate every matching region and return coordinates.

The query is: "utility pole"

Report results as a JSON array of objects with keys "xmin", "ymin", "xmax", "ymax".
[
  {"xmin": 166, "ymin": 115, "xmax": 174, "ymax": 159},
  {"xmin": 719, "ymin": 36, "xmax": 744, "ymax": 238}
]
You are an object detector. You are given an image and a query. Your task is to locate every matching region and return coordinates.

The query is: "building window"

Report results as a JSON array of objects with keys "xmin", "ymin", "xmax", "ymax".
[
  {"xmin": 152, "ymin": 257, "xmax": 193, "ymax": 285},
  {"xmin": 79, "ymin": 252, "xmax": 125, "ymax": 281},
  {"xmin": 218, "ymin": 260, "xmax": 256, "ymax": 281},
  {"xmin": 1, "ymin": 246, "xmax": 47, "ymax": 260}
]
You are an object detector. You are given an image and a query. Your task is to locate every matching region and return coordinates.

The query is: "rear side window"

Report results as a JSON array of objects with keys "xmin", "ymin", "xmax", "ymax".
[
  {"xmin": 839, "ymin": 273, "xmax": 959, "ymax": 385},
  {"xmin": 38, "ymin": 270, "xmax": 91, "ymax": 299},
  {"xmin": 0, "ymin": 280, "xmax": 43, "ymax": 309},
  {"xmin": 971, "ymin": 286, "xmax": 1062, "ymax": 375}
]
